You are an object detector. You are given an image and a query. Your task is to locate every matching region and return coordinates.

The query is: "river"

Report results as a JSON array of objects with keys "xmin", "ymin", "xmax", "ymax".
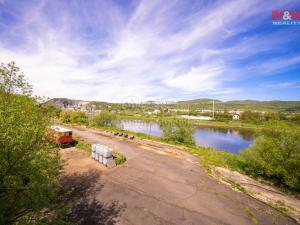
[{"xmin": 121, "ymin": 120, "xmax": 254, "ymax": 154}]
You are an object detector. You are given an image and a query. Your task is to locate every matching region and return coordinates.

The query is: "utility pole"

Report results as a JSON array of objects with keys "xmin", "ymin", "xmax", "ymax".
[{"xmin": 212, "ymin": 99, "xmax": 215, "ymax": 120}]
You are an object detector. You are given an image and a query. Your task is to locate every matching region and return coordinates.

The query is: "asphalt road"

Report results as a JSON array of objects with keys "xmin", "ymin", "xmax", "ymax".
[{"xmin": 61, "ymin": 126, "xmax": 298, "ymax": 225}]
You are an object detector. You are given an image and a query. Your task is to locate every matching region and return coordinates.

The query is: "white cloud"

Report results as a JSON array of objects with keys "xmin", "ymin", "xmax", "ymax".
[
  {"xmin": 265, "ymin": 81, "xmax": 300, "ymax": 89},
  {"xmin": 0, "ymin": 0, "xmax": 299, "ymax": 102},
  {"xmin": 163, "ymin": 65, "xmax": 224, "ymax": 92}
]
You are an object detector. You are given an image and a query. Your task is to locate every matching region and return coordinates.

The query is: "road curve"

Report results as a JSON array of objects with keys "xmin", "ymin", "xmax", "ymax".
[{"xmin": 65, "ymin": 126, "xmax": 297, "ymax": 225}]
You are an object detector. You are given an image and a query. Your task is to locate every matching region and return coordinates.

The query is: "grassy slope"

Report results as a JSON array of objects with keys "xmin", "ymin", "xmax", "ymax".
[
  {"xmin": 177, "ymin": 99, "xmax": 300, "ymax": 112},
  {"xmin": 50, "ymin": 98, "xmax": 300, "ymax": 112}
]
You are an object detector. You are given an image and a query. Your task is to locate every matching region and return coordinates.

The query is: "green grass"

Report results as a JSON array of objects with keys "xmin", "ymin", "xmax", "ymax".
[
  {"xmin": 268, "ymin": 200, "xmax": 294, "ymax": 214},
  {"xmin": 224, "ymin": 179, "xmax": 249, "ymax": 194},
  {"xmin": 113, "ymin": 151, "xmax": 127, "ymax": 165},
  {"xmin": 193, "ymin": 120, "xmax": 260, "ymax": 130},
  {"xmin": 245, "ymin": 206, "xmax": 258, "ymax": 224},
  {"xmin": 119, "ymin": 114, "xmax": 262, "ymax": 131},
  {"xmin": 71, "ymin": 136, "xmax": 91, "ymax": 154},
  {"xmin": 185, "ymin": 145, "xmax": 246, "ymax": 173}
]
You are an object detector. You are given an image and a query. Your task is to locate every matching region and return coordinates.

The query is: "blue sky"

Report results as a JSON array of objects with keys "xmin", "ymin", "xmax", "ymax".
[{"xmin": 0, "ymin": 0, "xmax": 300, "ymax": 102}]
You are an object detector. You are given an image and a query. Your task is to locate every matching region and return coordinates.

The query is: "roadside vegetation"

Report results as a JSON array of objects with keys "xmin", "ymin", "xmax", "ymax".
[
  {"xmin": 71, "ymin": 136, "xmax": 91, "ymax": 154},
  {"xmin": 242, "ymin": 123, "xmax": 300, "ymax": 191},
  {"xmin": 114, "ymin": 151, "xmax": 127, "ymax": 165},
  {"xmin": 187, "ymin": 122, "xmax": 300, "ymax": 192},
  {"xmin": 0, "ymin": 62, "xmax": 62, "ymax": 224}
]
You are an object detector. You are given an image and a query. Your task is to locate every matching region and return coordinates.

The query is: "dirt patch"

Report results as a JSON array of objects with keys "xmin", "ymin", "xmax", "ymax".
[
  {"xmin": 59, "ymin": 148, "xmax": 125, "ymax": 225},
  {"xmin": 61, "ymin": 147, "xmax": 106, "ymax": 174}
]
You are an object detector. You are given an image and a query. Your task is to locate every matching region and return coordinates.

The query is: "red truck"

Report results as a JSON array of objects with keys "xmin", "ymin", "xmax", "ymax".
[{"xmin": 49, "ymin": 126, "xmax": 73, "ymax": 144}]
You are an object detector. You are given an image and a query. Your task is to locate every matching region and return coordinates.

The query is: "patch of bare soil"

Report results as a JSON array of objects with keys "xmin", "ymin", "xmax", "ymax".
[
  {"xmin": 60, "ymin": 147, "xmax": 106, "ymax": 174},
  {"xmin": 59, "ymin": 148, "xmax": 125, "ymax": 225},
  {"xmin": 214, "ymin": 167, "xmax": 300, "ymax": 223}
]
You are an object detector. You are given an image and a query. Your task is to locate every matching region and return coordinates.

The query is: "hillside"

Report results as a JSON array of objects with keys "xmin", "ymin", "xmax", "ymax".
[
  {"xmin": 47, "ymin": 98, "xmax": 99, "ymax": 112},
  {"xmin": 48, "ymin": 98, "xmax": 300, "ymax": 112},
  {"xmin": 176, "ymin": 99, "xmax": 300, "ymax": 112}
]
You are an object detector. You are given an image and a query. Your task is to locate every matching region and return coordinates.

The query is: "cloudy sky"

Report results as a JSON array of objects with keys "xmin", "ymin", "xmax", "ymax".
[{"xmin": 0, "ymin": 0, "xmax": 300, "ymax": 103}]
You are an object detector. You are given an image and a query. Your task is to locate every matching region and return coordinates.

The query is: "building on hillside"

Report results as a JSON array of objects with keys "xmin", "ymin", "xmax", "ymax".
[
  {"xmin": 232, "ymin": 113, "xmax": 240, "ymax": 120},
  {"xmin": 153, "ymin": 109, "xmax": 161, "ymax": 114}
]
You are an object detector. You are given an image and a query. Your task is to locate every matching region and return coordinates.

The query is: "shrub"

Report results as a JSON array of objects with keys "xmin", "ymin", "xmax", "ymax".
[
  {"xmin": 70, "ymin": 111, "xmax": 88, "ymax": 125},
  {"xmin": 241, "ymin": 123, "xmax": 300, "ymax": 191},
  {"xmin": 60, "ymin": 110, "xmax": 88, "ymax": 125},
  {"xmin": 114, "ymin": 152, "xmax": 127, "ymax": 165},
  {"xmin": 90, "ymin": 111, "xmax": 120, "ymax": 128},
  {"xmin": 240, "ymin": 110, "xmax": 264, "ymax": 123},
  {"xmin": 159, "ymin": 118, "xmax": 195, "ymax": 146},
  {"xmin": 60, "ymin": 110, "xmax": 72, "ymax": 123}
]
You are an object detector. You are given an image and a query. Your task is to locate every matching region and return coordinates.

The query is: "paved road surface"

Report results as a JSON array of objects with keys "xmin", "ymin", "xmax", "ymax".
[{"xmin": 61, "ymin": 126, "xmax": 297, "ymax": 225}]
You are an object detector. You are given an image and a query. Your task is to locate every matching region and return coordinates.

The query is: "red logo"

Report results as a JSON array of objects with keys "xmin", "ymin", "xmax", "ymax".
[{"xmin": 272, "ymin": 10, "xmax": 300, "ymax": 20}]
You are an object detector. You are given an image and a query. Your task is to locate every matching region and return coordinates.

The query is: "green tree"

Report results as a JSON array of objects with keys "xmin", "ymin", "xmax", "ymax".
[
  {"xmin": 0, "ymin": 62, "xmax": 61, "ymax": 224},
  {"xmin": 159, "ymin": 118, "xmax": 195, "ymax": 145},
  {"xmin": 60, "ymin": 110, "xmax": 72, "ymax": 123},
  {"xmin": 43, "ymin": 103, "xmax": 62, "ymax": 118},
  {"xmin": 70, "ymin": 111, "xmax": 88, "ymax": 125},
  {"xmin": 90, "ymin": 110, "xmax": 120, "ymax": 128},
  {"xmin": 241, "ymin": 122, "xmax": 300, "ymax": 191},
  {"xmin": 240, "ymin": 110, "xmax": 263, "ymax": 123}
]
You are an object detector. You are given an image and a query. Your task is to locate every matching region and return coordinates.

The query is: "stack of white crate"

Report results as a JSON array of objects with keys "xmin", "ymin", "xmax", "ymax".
[{"xmin": 91, "ymin": 144, "xmax": 114, "ymax": 166}]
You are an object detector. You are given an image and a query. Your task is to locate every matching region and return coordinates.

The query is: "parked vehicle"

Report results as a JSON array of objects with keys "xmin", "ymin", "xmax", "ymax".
[{"xmin": 48, "ymin": 126, "xmax": 73, "ymax": 144}]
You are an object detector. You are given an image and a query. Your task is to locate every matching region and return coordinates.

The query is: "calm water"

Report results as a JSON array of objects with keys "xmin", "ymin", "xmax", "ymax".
[{"xmin": 121, "ymin": 120, "xmax": 254, "ymax": 154}]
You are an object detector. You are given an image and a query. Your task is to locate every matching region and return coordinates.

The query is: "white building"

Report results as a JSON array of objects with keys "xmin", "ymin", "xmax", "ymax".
[{"xmin": 232, "ymin": 113, "xmax": 240, "ymax": 120}]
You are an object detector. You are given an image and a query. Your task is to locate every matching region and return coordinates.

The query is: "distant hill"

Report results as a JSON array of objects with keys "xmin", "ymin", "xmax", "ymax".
[
  {"xmin": 48, "ymin": 98, "xmax": 300, "ymax": 112},
  {"xmin": 47, "ymin": 98, "xmax": 100, "ymax": 112},
  {"xmin": 176, "ymin": 99, "xmax": 300, "ymax": 112}
]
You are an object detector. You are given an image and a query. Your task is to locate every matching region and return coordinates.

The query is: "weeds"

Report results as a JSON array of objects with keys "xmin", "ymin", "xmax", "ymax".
[
  {"xmin": 114, "ymin": 151, "xmax": 127, "ymax": 165},
  {"xmin": 245, "ymin": 206, "xmax": 258, "ymax": 224},
  {"xmin": 71, "ymin": 136, "xmax": 91, "ymax": 154}
]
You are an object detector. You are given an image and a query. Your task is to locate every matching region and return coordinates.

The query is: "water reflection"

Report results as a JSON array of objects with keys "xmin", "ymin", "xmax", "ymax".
[
  {"xmin": 121, "ymin": 120, "xmax": 163, "ymax": 136},
  {"xmin": 121, "ymin": 120, "xmax": 254, "ymax": 154},
  {"xmin": 194, "ymin": 127, "xmax": 254, "ymax": 154}
]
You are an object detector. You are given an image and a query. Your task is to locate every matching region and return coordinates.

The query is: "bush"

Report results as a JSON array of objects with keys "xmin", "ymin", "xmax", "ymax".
[
  {"xmin": 240, "ymin": 110, "xmax": 264, "ymax": 124},
  {"xmin": 241, "ymin": 123, "xmax": 300, "ymax": 191},
  {"xmin": 43, "ymin": 103, "xmax": 62, "ymax": 118},
  {"xmin": 60, "ymin": 110, "xmax": 72, "ymax": 123},
  {"xmin": 159, "ymin": 118, "xmax": 195, "ymax": 145},
  {"xmin": 60, "ymin": 110, "xmax": 88, "ymax": 125},
  {"xmin": 90, "ymin": 111, "xmax": 120, "ymax": 128},
  {"xmin": 70, "ymin": 111, "xmax": 88, "ymax": 125},
  {"xmin": 114, "ymin": 152, "xmax": 127, "ymax": 165}
]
